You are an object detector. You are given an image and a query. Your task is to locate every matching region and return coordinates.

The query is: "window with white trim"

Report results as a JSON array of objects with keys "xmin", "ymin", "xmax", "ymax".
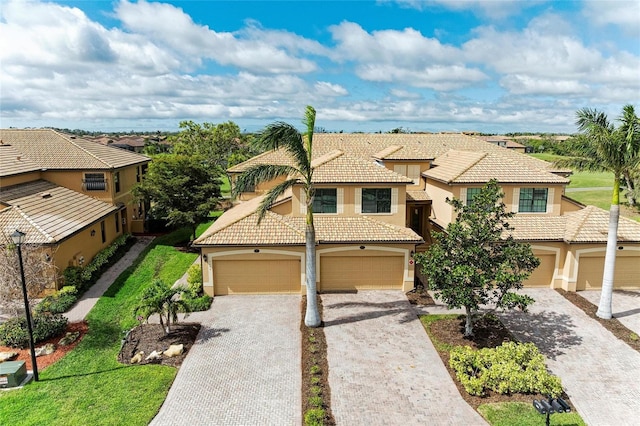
[
  {"xmin": 362, "ymin": 188, "xmax": 392, "ymax": 213},
  {"xmin": 518, "ymin": 188, "xmax": 548, "ymax": 212},
  {"xmin": 313, "ymin": 188, "xmax": 337, "ymax": 213},
  {"xmin": 466, "ymin": 188, "xmax": 482, "ymax": 206}
]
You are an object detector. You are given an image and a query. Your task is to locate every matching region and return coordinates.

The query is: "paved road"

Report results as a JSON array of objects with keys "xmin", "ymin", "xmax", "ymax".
[
  {"xmin": 150, "ymin": 295, "xmax": 301, "ymax": 426},
  {"xmin": 499, "ymin": 289, "xmax": 640, "ymax": 426},
  {"xmin": 322, "ymin": 291, "xmax": 487, "ymax": 425}
]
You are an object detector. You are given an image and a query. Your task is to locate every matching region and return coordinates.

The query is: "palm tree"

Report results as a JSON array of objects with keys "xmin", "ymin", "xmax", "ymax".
[
  {"xmin": 135, "ymin": 279, "xmax": 191, "ymax": 334},
  {"xmin": 233, "ymin": 105, "xmax": 321, "ymax": 327},
  {"xmin": 557, "ymin": 105, "xmax": 640, "ymax": 319}
]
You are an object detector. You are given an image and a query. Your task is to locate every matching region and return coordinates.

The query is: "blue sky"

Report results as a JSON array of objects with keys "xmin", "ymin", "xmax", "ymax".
[{"xmin": 1, "ymin": 0, "xmax": 638, "ymax": 133}]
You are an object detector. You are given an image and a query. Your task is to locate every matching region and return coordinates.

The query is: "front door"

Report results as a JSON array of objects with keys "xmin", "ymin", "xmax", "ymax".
[{"xmin": 411, "ymin": 206, "xmax": 424, "ymax": 237}]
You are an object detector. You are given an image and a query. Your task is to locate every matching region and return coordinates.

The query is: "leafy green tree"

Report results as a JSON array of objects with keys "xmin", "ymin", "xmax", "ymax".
[
  {"xmin": 172, "ymin": 120, "xmax": 248, "ymax": 170},
  {"xmin": 233, "ymin": 105, "xmax": 321, "ymax": 327},
  {"xmin": 556, "ymin": 105, "xmax": 640, "ymax": 319},
  {"xmin": 133, "ymin": 154, "xmax": 221, "ymax": 240},
  {"xmin": 134, "ymin": 279, "xmax": 190, "ymax": 335},
  {"xmin": 415, "ymin": 180, "xmax": 539, "ymax": 337}
]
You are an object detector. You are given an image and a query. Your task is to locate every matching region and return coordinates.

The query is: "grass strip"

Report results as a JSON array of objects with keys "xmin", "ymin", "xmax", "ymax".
[{"xmin": 0, "ymin": 229, "xmax": 199, "ymax": 426}]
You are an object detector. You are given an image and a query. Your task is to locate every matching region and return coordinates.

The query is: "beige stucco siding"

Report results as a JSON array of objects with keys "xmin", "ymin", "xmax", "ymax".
[
  {"xmin": 1, "ymin": 171, "xmax": 42, "ymax": 187},
  {"xmin": 425, "ymin": 180, "xmax": 456, "ymax": 227},
  {"xmin": 292, "ymin": 185, "xmax": 407, "ymax": 227}
]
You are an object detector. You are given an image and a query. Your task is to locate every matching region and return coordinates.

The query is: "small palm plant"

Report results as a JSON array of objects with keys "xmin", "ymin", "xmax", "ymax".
[{"xmin": 134, "ymin": 279, "xmax": 190, "ymax": 334}]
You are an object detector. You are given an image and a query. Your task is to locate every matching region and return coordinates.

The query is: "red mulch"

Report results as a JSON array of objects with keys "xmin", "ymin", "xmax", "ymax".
[{"xmin": 0, "ymin": 321, "xmax": 89, "ymax": 371}]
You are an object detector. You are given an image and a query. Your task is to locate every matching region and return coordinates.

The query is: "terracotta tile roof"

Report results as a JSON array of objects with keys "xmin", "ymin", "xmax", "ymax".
[
  {"xmin": 425, "ymin": 149, "xmax": 569, "ymax": 184},
  {"xmin": 406, "ymin": 190, "xmax": 432, "ymax": 202},
  {"xmin": 0, "ymin": 129, "xmax": 150, "ymax": 170},
  {"xmin": 311, "ymin": 151, "xmax": 413, "ymax": 184},
  {"xmin": 507, "ymin": 206, "xmax": 640, "ymax": 243},
  {"xmin": 0, "ymin": 180, "xmax": 118, "ymax": 243},
  {"xmin": 563, "ymin": 205, "xmax": 640, "ymax": 243},
  {"xmin": 228, "ymin": 133, "xmax": 569, "ymax": 177},
  {"xmin": 195, "ymin": 196, "xmax": 422, "ymax": 246},
  {"xmin": 0, "ymin": 206, "xmax": 55, "ymax": 244},
  {"xmin": 0, "ymin": 143, "xmax": 41, "ymax": 177}
]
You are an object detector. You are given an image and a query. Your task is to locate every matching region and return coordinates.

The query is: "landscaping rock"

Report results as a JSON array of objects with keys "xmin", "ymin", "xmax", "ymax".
[
  {"xmin": 145, "ymin": 350, "xmax": 162, "ymax": 361},
  {"xmin": 0, "ymin": 351, "xmax": 18, "ymax": 362},
  {"xmin": 130, "ymin": 351, "xmax": 144, "ymax": 364},
  {"xmin": 58, "ymin": 331, "xmax": 80, "ymax": 346},
  {"xmin": 163, "ymin": 344, "xmax": 183, "ymax": 357},
  {"xmin": 35, "ymin": 343, "xmax": 56, "ymax": 357}
]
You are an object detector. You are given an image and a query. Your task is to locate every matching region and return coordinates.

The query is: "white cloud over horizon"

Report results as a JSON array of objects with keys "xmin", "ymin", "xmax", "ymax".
[{"xmin": 0, "ymin": 0, "xmax": 638, "ymax": 133}]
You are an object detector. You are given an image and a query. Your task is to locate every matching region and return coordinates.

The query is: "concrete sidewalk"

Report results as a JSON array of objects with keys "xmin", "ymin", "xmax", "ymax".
[
  {"xmin": 150, "ymin": 295, "xmax": 301, "ymax": 426},
  {"xmin": 322, "ymin": 291, "xmax": 487, "ymax": 425},
  {"xmin": 65, "ymin": 236, "xmax": 154, "ymax": 323},
  {"xmin": 579, "ymin": 290, "xmax": 640, "ymax": 336},
  {"xmin": 498, "ymin": 289, "xmax": 640, "ymax": 425}
]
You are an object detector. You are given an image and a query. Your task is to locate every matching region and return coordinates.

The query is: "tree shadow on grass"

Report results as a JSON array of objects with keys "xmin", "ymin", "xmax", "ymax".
[
  {"xmin": 498, "ymin": 310, "xmax": 583, "ymax": 361},
  {"xmin": 322, "ymin": 299, "xmax": 418, "ymax": 326}
]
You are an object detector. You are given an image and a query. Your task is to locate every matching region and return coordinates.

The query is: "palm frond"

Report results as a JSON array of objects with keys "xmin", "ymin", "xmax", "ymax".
[
  {"xmin": 232, "ymin": 164, "xmax": 299, "ymax": 197},
  {"xmin": 256, "ymin": 178, "xmax": 299, "ymax": 224},
  {"xmin": 258, "ymin": 121, "xmax": 312, "ymax": 178}
]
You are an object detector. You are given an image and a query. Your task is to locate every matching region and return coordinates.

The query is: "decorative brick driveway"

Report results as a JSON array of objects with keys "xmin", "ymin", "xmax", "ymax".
[
  {"xmin": 150, "ymin": 295, "xmax": 301, "ymax": 426},
  {"xmin": 321, "ymin": 291, "xmax": 487, "ymax": 425}
]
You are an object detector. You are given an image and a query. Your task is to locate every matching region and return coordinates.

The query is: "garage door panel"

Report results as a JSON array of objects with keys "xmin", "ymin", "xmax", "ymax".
[
  {"xmin": 524, "ymin": 254, "xmax": 555, "ymax": 287},
  {"xmin": 577, "ymin": 257, "xmax": 638, "ymax": 290},
  {"xmin": 320, "ymin": 256, "xmax": 403, "ymax": 291},
  {"xmin": 213, "ymin": 259, "xmax": 300, "ymax": 295}
]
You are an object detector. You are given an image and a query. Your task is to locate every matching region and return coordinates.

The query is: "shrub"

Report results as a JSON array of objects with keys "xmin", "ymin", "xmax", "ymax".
[
  {"xmin": 0, "ymin": 314, "xmax": 68, "ymax": 348},
  {"xmin": 35, "ymin": 286, "xmax": 79, "ymax": 314},
  {"xmin": 310, "ymin": 386, "xmax": 322, "ymax": 396},
  {"xmin": 181, "ymin": 294, "xmax": 212, "ymax": 312},
  {"xmin": 63, "ymin": 266, "xmax": 83, "ymax": 289},
  {"xmin": 304, "ymin": 408, "xmax": 325, "ymax": 426},
  {"xmin": 310, "ymin": 365, "xmax": 321, "ymax": 375},
  {"xmin": 186, "ymin": 264, "xmax": 203, "ymax": 297},
  {"xmin": 449, "ymin": 342, "xmax": 563, "ymax": 397},
  {"xmin": 308, "ymin": 396, "xmax": 323, "ymax": 408}
]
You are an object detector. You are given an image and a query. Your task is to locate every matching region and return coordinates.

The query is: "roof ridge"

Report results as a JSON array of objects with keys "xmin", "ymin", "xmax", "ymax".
[
  {"xmin": 311, "ymin": 149, "xmax": 344, "ymax": 169},
  {"xmin": 372, "ymin": 144, "xmax": 403, "ymax": 159},
  {"xmin": 266, "ymin": 211, "xmax": 306, "ymax": 237},
  {"xmin": 11, "ymin": 205, "xmax": 56, "ymax": 243},
  {"xmin": 55, "ymin": 130, "xmax": 113, "ymax": 168},
  {"xmin": 450, "ymin": 150, "xmax": 487, "ymax": 182},
  {"xmin": 343, "ymin": 152, "xmax": 414, "ymax": 182},
  {"xmin": 565, "ymin": 205, "xmax": 595, "ymax": 241},
  {"xmin": 227, "ymin": 148, "xmax": 283, "ymax": 172}
]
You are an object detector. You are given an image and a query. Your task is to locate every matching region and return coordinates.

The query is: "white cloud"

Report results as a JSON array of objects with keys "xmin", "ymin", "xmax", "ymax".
[
  {"xmin": 582, "ymin": 0, "xmax": 640, "ymax": 36},
  {"xmin": 387, "ymin": 0, "xmax": 539, "ymax": 19},
  {"xmin": 314, "ymin": 82, "xmax": 349, "ymax": 97},
  {"xmin": 389, "ymin": 89, "xmax": 422, "ymax": 99},
  {"xmin": 329, "ymin": 22, "xmax": 487, "ymax": 90}
]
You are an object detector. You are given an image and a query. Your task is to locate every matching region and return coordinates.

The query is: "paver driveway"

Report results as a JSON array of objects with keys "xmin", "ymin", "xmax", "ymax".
[
  {"xmin": 150, "ymin": 295, "xmax": 301, "ymax": 426},
  {"xmin": 321, "ymin": 291, "xmax": 487, "ymax": 425},
  {"xmin": 498, "ymin": 289, "xmax": 640, "ymax": 425}
]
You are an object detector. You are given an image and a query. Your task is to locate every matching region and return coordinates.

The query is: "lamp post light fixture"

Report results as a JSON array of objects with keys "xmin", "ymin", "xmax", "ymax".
[{"xmin": 10, "ymin": 229, "xmax": 39, "ymax": 382}]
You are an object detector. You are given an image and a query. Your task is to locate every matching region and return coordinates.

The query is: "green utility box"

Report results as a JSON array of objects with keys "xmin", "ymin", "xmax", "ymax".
[{"xmin": 0, "ymin": 361, "xmax": 27, "ymax": 388}]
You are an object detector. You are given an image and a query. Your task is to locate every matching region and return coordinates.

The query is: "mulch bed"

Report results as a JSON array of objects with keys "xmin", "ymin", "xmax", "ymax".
[
  {"xmin": 557, "ymin": 289, "xmax": 640, "ymax": 353},
  {"xmin": 301, "ymin": 295, "xmax": 335, "ymax": 425},
  {"xmin": 425, "ymin": 313, "xmax": 575, "ymax": 410},
  {"xmin": 0, "ymin": 321, "xmax": 89, "ymax": 371},
  {"xmin": 117, "ymin": 323, "xmax": 201, "ymax": 367},
  {"xmin": 406, "ymin": 289, "xmax": 435, "ymax": 306}
]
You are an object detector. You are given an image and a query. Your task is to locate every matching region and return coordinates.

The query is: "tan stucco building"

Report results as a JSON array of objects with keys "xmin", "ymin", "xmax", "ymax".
[
  {"xmin": 195, "ymin": 133, "xmax": 640, "ymax": 295},
  {"xmin": 0, "ymin": 129, "xmax": 150, "ymax": 290}
]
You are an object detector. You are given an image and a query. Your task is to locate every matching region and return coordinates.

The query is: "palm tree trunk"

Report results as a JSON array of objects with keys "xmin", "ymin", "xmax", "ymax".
[
  {"xmin": 624, "ymin": 172, "xmax": 636, "ymax": 206},
  {"xmin": 597, "ymin": 180, "xmax": 620, "ymax": 319},
  {"xmin": 304, "ymin": 223, "xmax": 321, "ymax": 327}
]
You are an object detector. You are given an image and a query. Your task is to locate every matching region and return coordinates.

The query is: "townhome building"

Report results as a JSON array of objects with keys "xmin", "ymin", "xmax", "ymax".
[
  {"xmin": 195, "ymin": 133, "xmax": 640, "ymax": 295},
  {"xmin": 0, "ymin": 129, "xmax": 150, "ymax": 290}
]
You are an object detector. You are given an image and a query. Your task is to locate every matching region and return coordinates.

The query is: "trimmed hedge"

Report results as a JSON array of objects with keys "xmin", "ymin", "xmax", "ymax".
[
  {"xmin": 182, "ymin": 294, "xmax": 212, "ymax": 312},
  {"xmin": 449, "ymin": 341, "xmax": 563, "ymax": 397},
  {"xmin": 0, "ymin": 314, "xmax": 68, "ymax": 349}
]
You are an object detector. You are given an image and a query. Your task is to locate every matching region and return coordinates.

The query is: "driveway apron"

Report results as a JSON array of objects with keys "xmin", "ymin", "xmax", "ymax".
[
  {"xmin": 322, "ymin": 291, "xmax": 486, "ymax": 425},
  {"xmin": 150, "ymin": 295, "xmax": 301, "ymax": 426},
  {"xmin": 498, "ymin": 289, "xmax": 640, "ymax": 425}
]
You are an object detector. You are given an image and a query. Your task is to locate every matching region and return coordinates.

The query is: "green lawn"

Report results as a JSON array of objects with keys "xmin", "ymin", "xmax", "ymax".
[
  {"xmin": 529, "ymin": 153, "xmax": 567, "ymax": 163},
  {"xmin": 478, "ymin": 402, "xmax": 586, "ymax": 426},
  {"xmin": 567, "ymin": 171, "xmax": 614, "ymax": 188},
  {"xmin": 565, "ymin": 190, "xmax": 613, "ymax": 210},
  {"xmin": 220, "ymin": 174, "xmax": 231, "ymax": 197},
  {"xmin": 0, "ymin": 227, "xmax": 202, "ymax": 426}
]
